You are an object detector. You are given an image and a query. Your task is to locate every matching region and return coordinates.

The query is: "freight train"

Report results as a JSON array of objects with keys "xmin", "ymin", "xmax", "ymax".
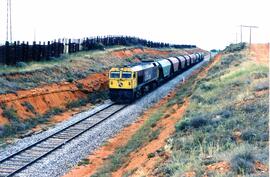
[{"xmin": 109, "ymin": 52, "xmax": 204, "ymax": 103}]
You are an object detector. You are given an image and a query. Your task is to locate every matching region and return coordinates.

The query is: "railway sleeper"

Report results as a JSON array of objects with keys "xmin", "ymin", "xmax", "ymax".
[
  {"xmin": 8, "ymin": 157, "xmax": 33, "ymax": 162},
  {"xmin": 51, "ymin": 136, "xmax": 70, "ymax": 140},
  {"xmin": 44, "ymin": 138, "xmax": 64, "ymax": 143},
  {"xmin": 71, "ymin": 125, "xmax": 91, "ymax": 130},
  {"xmin": 81, "ymin": 120, "xmax": 100, "ymax": 125},
  {"xmin": 23, "ymin": 149, "xmax": 48, "ymax": 156},
  {"xmin": 0, "ymin": 166, "xmax": 19, "ymax": 171},
  {"xmin": 57, "ymin": 131, "xmax": 79, "ymax": 135},
  {"xmin": 0, "ymin": 161, "xmax": 27, "ymax": 167},
  {"xmin": 52, "ymin": 136, "xmax": 77, "ymax": 140},
  {"xmin": 13, "ymin": 154, "xmax": 39, "ymax": 160},
  {"xmin": 68, "ymin": 123, "xmax": 89, "ymax": 131},
  {"xmin": 7, "ymin": 156, "xmax": 32, "ymax": 161},
  {"xmin": 35, "ymin": 143, "xmax": 57, "ymax": 148},
  {"xmin": 63, "ymin": 130, "xmax": 82, "ymax": 134},
  {"xmin": 0, "ymin": 170, "xmax": 12, "ymax": 175},
  {"xmin": 35, "ymin": 144, "xmax": 58, "ymax": 149},
  {"xmin": 69, "ymin": 127, "xmax": 83, "ymax": 132},
  {"xmin": 29, "ymin": 146, "xmax": 48, "ymax": 151},
  {"xmin": 53, "ymin": 134, "xmax": 79, "ymax": 139},
  {"xmin": 92, "ymin": 114, "xmax": 107, "ymax": 118}
]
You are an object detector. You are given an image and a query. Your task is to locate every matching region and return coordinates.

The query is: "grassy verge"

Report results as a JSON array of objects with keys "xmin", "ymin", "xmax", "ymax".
[{"xmin": 158, "ymin": 46, "xmax": 269, "ymax": 176}]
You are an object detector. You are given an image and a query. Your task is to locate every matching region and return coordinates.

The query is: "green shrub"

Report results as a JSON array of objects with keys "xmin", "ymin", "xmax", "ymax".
[
  {"xmin": 176, "ymin": 116, "xmax": 209, "ymax": 132},
  {"xmin": 125, "ymin": 58, "xmax": 133, "ymax": 62},
  {"xmin": 251, "ymin": 72, "xmax": 268, "ymax": 79},
  {"xmin": 149, "ymin": 129, "xmax": 160, "ymax": 141},
  {"xmin": 147, "ymin": 153, "xmax": 155, "ymax": 158},
  {"xmin": 67, "ymin": 77, "xmax": 74, "ymax": 83},
  {"xmin": 254, "ymin": 81, "xmax": 269, "ymax": 91},
  {"xmin": 2, "ymin": 106, "xmax": 20, "ymax": 123},
  {"xmin": 190, "ymin": 117, "xmax": 209, "ymax": 128},
  {"xmin": 241, "ymin": 129, "xmax": 257, "ymax": 143},
  {"xmin": 78, "ymin": 158, "xmax": 90, "ymax": 166},
  {"xmin": 22, "ymin": 101, "xmax": 36, "ymax": 114},
  {"xmin": 230, "ymin": 151, "xmax": 255, "ymax": 174},
  {"xmin": 199, "ymin": 82, "xmax": 215, "ymax": 91},
  {"xmin": 76, "ymin": 83, "xmax": 84, "ymax": 90},
  {"xmin": 66, "ymin": 100, "xmax": 87, "ymax": 109},
  {"xmin": 223, "ymin": 43, "xmax": 246, "ymax": 53},
  {"xmin": 175, "ymin": 118, "xmax": 190, "ymax": 131}
]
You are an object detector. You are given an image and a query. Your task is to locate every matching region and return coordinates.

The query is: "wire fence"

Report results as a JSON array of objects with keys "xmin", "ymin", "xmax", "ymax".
[{"xmin": 0, "ymin": 36, "xmax": 196, "ymax": 65}]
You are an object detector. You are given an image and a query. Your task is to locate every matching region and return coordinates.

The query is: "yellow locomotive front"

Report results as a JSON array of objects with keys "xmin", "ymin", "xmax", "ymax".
[{"xmin": 109, "ymin": 67, "xmax": 137, "ymax": 102}]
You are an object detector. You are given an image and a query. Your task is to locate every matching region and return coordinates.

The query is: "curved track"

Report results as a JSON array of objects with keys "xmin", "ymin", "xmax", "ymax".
[{"xmin": 0, "ymin": 103, "xmax": 127, "ymax": 177}]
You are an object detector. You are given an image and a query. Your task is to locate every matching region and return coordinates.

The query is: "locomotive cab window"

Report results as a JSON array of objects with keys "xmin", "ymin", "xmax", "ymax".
[
  {"xmin": 122, "ymin": 71, "xmax": 132, "ymax": 78},
  {"xmin": 110, "ymin": 71, "xmax": 120, "ymax": 78}
]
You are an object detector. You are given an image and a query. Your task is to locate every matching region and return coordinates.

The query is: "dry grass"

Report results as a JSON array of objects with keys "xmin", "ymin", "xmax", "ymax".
[{"xmin": 158, "ymin": 45, "xmax": 269, "ymax": 177}]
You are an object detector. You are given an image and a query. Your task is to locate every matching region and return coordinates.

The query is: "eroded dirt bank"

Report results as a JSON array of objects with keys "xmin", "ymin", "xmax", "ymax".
[{"xmin": 0, "ymin": 72, "xmax": 108, "ymax": 125}]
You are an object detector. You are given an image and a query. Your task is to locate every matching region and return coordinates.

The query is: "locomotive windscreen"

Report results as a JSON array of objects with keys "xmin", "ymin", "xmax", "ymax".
[{"xmin": 110, "ymin": 71, "xmax": 120, "ymax": 78}]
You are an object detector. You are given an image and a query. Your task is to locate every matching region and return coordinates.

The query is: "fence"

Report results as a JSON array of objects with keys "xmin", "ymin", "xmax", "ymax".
[{"xmin": 0, "ymin": 36, "xmax": 196, "ymax": 65}]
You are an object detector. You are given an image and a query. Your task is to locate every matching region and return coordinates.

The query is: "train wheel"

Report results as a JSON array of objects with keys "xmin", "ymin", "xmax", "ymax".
[
  {"xmin": 152, "ymin": 82, "xmax": 157, "ymax": 90},
  {"xmin": 135, "ymin": 90, "xmax": 142, "ymax": 98}
]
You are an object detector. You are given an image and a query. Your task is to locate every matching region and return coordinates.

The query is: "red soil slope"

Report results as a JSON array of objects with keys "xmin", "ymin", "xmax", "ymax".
[{"xmin": 0, "ymin": 73, "xmax": 108, "ymax": 125}]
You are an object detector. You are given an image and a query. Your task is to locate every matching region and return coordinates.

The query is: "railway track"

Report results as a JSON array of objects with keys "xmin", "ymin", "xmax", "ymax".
[{"xmin": 0, "ymin": 103, "xmax": 127, "ymax": 177}]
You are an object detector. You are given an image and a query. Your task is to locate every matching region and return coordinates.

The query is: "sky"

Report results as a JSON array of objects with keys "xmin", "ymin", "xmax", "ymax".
[{"xmin": 0, "ymin": 0, "xmax": 269, "ymax": 50}]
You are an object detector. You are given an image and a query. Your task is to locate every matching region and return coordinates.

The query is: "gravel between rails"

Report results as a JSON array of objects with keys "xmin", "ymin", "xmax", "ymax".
[{"xmin": 2, "ymin": 56, "xmax": 210, "ymax": 177}]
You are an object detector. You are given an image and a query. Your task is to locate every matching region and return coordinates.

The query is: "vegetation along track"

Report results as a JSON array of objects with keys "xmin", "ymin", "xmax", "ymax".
[{"xmin": 0, "ymin": 103, "xmax": 127, "ymax": 177}]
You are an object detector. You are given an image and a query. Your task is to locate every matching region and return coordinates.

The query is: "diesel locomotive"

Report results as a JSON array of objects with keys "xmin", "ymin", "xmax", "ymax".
[{"xmin": 109, "ymin": 52, "xmax": 204, "ymax": 103}]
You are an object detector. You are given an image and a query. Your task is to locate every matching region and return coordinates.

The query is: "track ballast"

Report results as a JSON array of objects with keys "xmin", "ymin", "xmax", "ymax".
[{"xmin": 0, "ymin": 103, "xmax": 127, "ymax": 177}]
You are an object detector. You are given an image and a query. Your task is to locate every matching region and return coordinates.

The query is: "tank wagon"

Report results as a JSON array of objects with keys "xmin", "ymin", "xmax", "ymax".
[{"xmin": 109, "ymin": 52, "xmax": 205, "ymax": 103}]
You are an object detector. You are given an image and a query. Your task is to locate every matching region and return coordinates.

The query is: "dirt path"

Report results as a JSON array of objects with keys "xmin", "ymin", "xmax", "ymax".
[{"xmin": 250, "ymin": 43, "xmax": 270, "ymax": 65}]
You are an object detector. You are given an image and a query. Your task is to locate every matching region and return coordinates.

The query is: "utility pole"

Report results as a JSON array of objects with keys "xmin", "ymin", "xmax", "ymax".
[
  {"xmin": 6, "ymin": 0, "xmax": 12, "ymax": 42},
  {"xmin": 9, "ymin": 0, "xmax": 12, "ymax": 42},
  {"xmin": 238, "ymin": 24, "xmax": 258, "ymax": 51},
  {"xmin": 6, "ymin": 0, "xmax": 9, "ymax": 42},
  {"xmin": 240, "ymin": 25, "xmax": 242, "ymax": 43},
  {"xmin": 242, "ymin": 25, "xmax": 258, "ymax": 45},
  {"xmin": 236, "ymin": 32, "xmax": 238, "ymax": 44}
]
